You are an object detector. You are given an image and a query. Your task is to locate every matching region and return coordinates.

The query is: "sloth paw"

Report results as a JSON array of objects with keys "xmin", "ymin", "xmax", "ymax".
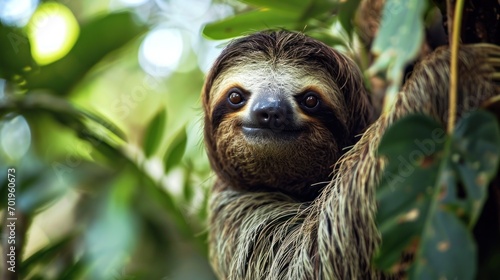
[{"xmin": 474, "ymin": 43, "xmax": 500, "ymax": 82}]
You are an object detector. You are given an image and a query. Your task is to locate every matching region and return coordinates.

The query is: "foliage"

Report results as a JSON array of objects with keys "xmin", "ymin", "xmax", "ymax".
[
  {"xmin": 369, "ymin": 0, "xmax": 427, "ymax": 109},
  {"xmin": 24, "ymin": 11, "xmax": 147, "ymax": 95},
  {"xmin": 0, "ymin": 2, "xmax": 212, "ymax": 279},
  {"xmin": 0, "ymin": 0, "xmax": 498, "ymax": 279},
  {"xmin": 375, "ymin": 112, "xmax": 500, "ymax": 279},
  {"xmin": 203, "ymin": 0, "xmax": 425, "ymax": 90}
]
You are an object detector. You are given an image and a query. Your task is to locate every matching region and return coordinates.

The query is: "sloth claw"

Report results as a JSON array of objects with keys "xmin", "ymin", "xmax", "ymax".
[
  {"xmin": 476, "ymin": 44, "xmax": 500, "ymax": 82},
  {"xmin": 488, "ymin": 58, "xmax": 500, "ymax": 65}
]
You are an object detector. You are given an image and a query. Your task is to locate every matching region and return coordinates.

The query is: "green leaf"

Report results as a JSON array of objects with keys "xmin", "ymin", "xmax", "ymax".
[
  {"xmin": 410, "ymin": 209, "xmax": 476, "ymax": 280},
  {"xmin": 374, "ymin": 112, "xmax": 500, "ymax": 278},
  {"xmin": 25, "ymin": 11, "xmax": 148, "ymax": 95},
  {"xmin": 141, "ymin": 174, "xmax": 193, "ymax": 237},
  {"xmin": 163, "ymin": 127, "xmax": 187, "ymax": 173},
  {"xmin": 302, "ymin": 0, "xmax": 339, "ymax": 20},
  {"xmin": 202, "ymin": 0, "xmax": 338, "ymax": 40},
  {"xmin": 142, "ymin": 107, "xmax": 167, "ymax": 158},
  {"xmin": 450, "ymin": 111, "xmax": 500, "ymax": 225},
  {"xmin": 338, "ymin": 0, "xmax": 362, "ymax": 37},
  {"xmin": 182, "ymin": 160, "xmax": 194, "ymax": 202},
  {"xmin": 306, "ymin": 30, "xmax": 347, "ymax": 47},
  {"xmin": 79, "ymin": 109, "xmax": 126, "ymax": 141},
  {"xmin": 21, "ymin": 235, "xmax": 75, "ymax": 272},
  {"xmin": 0, "ymin": 93, "xmax": 126, "ymax": 157},
  {"xmin": 369, "ymin": 0, "xmax": 427, "ymax": 105},
  {"xmin": 0, "ymin": 22, "xmax": 35, "ymax": 82},
  {"xmin": 375, "ymin": 115, "xmax": 445, "ymax": 269},
  {"xmin": 203, "ymin": 10, "xmax": 298, "ymax": 40},
  {"xmin": 59, "ymin": 259, "xmax": 86, "ymax": 279},
  {"xmin": 377, "ymin": 115, "xmax": 445, "ymax": 182},
  {"xmin": 241, "ymin": 0, "xmax": 310, "ymax": 14}
]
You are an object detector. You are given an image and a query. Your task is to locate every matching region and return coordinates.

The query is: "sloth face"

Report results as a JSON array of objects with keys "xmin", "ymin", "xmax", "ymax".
[{"xmin": 203, "ymin": 31, "xmax": 372, "ymax": 200}]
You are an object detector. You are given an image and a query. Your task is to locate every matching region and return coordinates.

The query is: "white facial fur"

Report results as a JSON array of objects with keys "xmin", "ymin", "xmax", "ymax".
[{"xmin": 208, "ymin": 60, "xmax": 344, "ymax": 124}]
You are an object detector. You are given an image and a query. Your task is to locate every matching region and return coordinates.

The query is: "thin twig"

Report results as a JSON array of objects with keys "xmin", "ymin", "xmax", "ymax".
[{"xmin": 447, "ymin": 0, "xmax": 465, "ymax": 134}]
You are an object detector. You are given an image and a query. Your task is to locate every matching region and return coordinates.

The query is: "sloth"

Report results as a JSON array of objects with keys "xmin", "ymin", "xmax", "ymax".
[
  {"xmin": 202, "ymin": 30, "xmax": 500, "ymax": 279},
  {"xmin": 203, "ymin": 31, "xmax": 374, "ymax": 201}
]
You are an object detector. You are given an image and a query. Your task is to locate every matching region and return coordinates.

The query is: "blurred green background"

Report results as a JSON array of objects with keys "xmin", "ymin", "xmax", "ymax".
[
  {"xmin": 0, "ymin": 0, "xmax": 233, "ymax": 278},
  {"xmin": 3, "ymin": 0, "xmax": 493, "ymax": 279}
]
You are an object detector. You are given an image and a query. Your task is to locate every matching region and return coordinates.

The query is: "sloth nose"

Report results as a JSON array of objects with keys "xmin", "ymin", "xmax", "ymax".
[{"xmin": 251, "ymin": 98, "xmax": 290, "ymax": 130}]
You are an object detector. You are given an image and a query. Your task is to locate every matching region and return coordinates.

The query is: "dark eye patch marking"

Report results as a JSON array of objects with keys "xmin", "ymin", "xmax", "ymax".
[
  {"xmin": 211, "ymin": 86, "xmax": 250, "ymax": 129},
  {"xmin": 295, "ymin": 89, "xmax": 349, "ymax": 147}
]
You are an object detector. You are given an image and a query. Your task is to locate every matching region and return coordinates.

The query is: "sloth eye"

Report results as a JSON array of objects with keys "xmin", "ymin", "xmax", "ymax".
[
  {"xmin": 302, "ymin": 92, "xmax": 319, "ymax": 109},
  {"xmin": 229, "ymin": 92, "xmax": 243, "ymax": 104},
  {"xmin": 227, "ymin": 88, "xmax": 245, "ymax": 107}
]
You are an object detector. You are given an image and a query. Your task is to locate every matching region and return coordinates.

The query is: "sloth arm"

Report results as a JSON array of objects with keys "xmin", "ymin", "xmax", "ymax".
[{"xmin": 209, "ymin": 45, "xmax": 500, "ymax": 280}]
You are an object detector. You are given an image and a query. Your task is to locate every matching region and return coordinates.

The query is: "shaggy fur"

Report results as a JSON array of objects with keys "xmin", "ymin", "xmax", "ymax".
[
  {"xmin": 203, "ymin": 31, "xmax": 374, "ymax": 199},
  {"xmin": 203, "ymin": 30, "xmax": 500, "ymax": 279}
]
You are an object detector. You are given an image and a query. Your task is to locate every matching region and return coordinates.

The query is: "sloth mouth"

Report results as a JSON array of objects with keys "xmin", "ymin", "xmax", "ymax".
[{"xmin": 241, "ymin": 125, "xmax": 303, "ymax": 140}]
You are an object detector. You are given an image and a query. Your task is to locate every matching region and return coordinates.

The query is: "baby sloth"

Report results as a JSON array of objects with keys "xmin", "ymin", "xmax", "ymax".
[
  {"xmin": 203, "ymin": 30, "xmax": 500, "ymax": 279},
  {"xmin": 203, "ymin": 31, "xmax": 373, "ymax": 200}
]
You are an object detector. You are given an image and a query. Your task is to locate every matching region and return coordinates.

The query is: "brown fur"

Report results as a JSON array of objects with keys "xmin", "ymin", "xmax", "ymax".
[
  {"xmin": 203, "ymin": 30, "xmax": 500, "ymax": 279},
  {"xmin": 203, "ymin": 31, "xmax": 373, "ymax": 199}
]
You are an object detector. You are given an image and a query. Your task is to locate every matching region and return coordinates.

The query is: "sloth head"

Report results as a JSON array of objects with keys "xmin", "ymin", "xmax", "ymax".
[{"xmin": 203, "ymin": 30, "xmax": 373, "ymax": 200}]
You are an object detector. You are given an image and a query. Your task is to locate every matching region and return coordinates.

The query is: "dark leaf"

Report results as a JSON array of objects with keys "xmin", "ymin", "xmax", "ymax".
[
  {"xmin": 241, "ymin": 0, "xmax": 310, "ymax": 14},
  {"xmin": 21, "ymin": 235, "xmax": 75, "ymax": 271},
  {"xmin": 203, "ymin": 10, "xmax": 298, "ymax": 40},
  {"xmin": 140, "ymin": 175, "xmax": 193, "ymax": 237},
  {"xmin": 1, "ymin": 93, "xmax": 126, "ymax": 159},
  {"xmin": 203, "ymin": 0, "xmax": 337, "ymax": 40},
  {"xmin": 143, "ymin": 107, "xmax": 167, "ymax": 158},
  {"xmin": 375, "ymin": 115, "xmax": 445, "ymax": 270},
  {"xmin": 163, "ymin": 127, "xmax": 187, "ymax": 173},
  {"xmin": 409, "ymin": 209, "xmax": 476, "ymax": 280},
  {"xmin": 59, "ymin": 259, "xmax": 86, "ymax": 279},
  {"xmin": 306, "ymin": 30, "xmax": 347, "ymax": 47},
  {"xmin": 79, "ymin": 108, "xmax": 127, "ymax": 141},
  {"xmin": 338, "ymin": 0, "xmax": 362, "ymax": 37},
  {"xmin": 450, "ymin": 111, "xmax": 500, "ymax": 225},
  {"xmin": 375, "ymin": 112, "xmax": 500, "ymax": 279},
  {"xmin": 299, "ymin": 0, "xmax": 337, "ymax": 21},
  {"xmin": 0, "ymin": 22, "xmax": 35, "ymax": 81}
]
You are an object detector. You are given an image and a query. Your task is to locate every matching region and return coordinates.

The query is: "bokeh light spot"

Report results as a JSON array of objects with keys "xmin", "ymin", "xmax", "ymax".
[
  {"xmin": 1, "ymin": 115, "xmax": 31, "ymax": 161},
  {"xmin": 27, "ymin": 3, "xmax": 80, "ymax": 65},
  {"xmin": 0, "ymin": 0, "xmax": 38, "ymax": 26},
  {"xmin": 139, "ymin": 28, "xmax": 184, "ymax": 77},
  {"xmin": 119, "ymin": 0, "xmax": 149, "ymax": 7}
]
